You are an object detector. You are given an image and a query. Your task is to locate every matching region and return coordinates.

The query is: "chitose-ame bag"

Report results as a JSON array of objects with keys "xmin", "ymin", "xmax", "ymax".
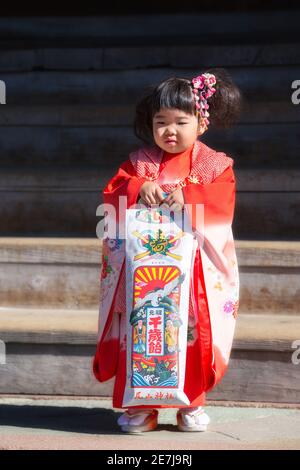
[{"xmin": 122, "ymin": 203, "xmax": 197, "ymax": 407}]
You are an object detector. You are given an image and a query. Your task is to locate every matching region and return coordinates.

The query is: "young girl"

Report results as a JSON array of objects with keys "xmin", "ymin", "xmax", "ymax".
[{"xmin": 93, "ymin": 68, "xmax": 241, "ymax": 433}]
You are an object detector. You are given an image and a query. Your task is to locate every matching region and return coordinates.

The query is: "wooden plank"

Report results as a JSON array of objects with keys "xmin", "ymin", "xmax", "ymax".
[
  {"xmin": 233, "ymin": 314, "xmax": 300, "ymax": 351},
  {"xmin": 0, "ymin": 167, "xmax": 299, "ymax": 192},
  {"xmin": 0, "ymin": 189, "xmax": 101, "ymax": 236},
  {"xmin": 0, "ymin": 187, "xmax": 299, "ymax": 238},
  {"xmin": 238, "ymin": 268, "xmax": 300, "ymax": 315},
  {"xmin": 0, "ymin": 12, "xmax": 299, "ymax": 41},
  {"xmin": 242, "ymin": 101, "xmax": 300, "ymax": 124},
  {"xmin": 235, "ymin": 169, "xmax": 300, "ymax": 192},
  {"xmin": 0, "ymin": 310, "xmax": 298, "ymax": 350},
  {"xmin": 0, "ymin": 124, "xmax": 300, "ymax": 167},
  {"xmin": 0, "ymin": 238, "xmax": 299, "ymax": 267},
  {"xmin": 238, "ymin": 269, "xmax": 300, "ymax": 314},
  {"xmin": 0, "ymin": 248, "xmax": 299, "ymax": 310},
  {"xmin": 203, "ymin": 123, "xmax": 300, "ymax": 167},
  {"xmin": 0, "ymin": 167, "xmax": 114, "ymax": 190},
  {"xmin": 0, "ymin": 344, "xmax": 299, "ymax": 402},
  {"xmin": 1, "ymin": 42, "xmax": 300, "ymax": 72},
  {"xmin": 0, "ymin": 308, "xmax": 99, "ymax": 344},
  {"xmin": 0, "ymin": 127, "xmax": 134, "ymax": 165},
  {"xmin": 1, "ymin": 66, "xmax": 299, "ymax": 104},
  {"xmin": 0, "ymin": 102, "xmax": 299, "ymax": 126},
  {"xmin": 166, "ymin": 43, "xmax": 300, "ymax": 68},
  {"xmin": 0, "ymin": 105, "xmax": 132, "ymax": 126},
  {"xmin": 0, "ymin": 343, "xmax": 113, "ymax": 396},
  {"xmin": 208, "ymin": 351, "xmax": 300, "ymax": 403},
  {"xmin": 236, "ymin": 241, "xmax": 300, "ymax": 267},
  {"xmin": 0, "ymin": 263, "xmax": 101, "ymax": 309},
  {"xmin": 235, "ymin": 192, "xmax": 300, "ymax": 239},
  {"xmin": 0, "ymin": 238, "xmax": 101, "ymax": 264}
]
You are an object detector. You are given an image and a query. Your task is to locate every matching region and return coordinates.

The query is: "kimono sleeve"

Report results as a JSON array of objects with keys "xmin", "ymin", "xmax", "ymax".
[
  {"xmin": 182, "ymin": 165, "xmax": 236, "ymax": 232},
  {"xmin": 181, "ymin": 165, "xmax": 239, "ymax": 387},
  {"xmin": 103, "ymin": 159, "xmax": 148, "ymax": 209},
  {"xmin": 94, "ymin": 159, "xmax": 148, "ymax": 383}
]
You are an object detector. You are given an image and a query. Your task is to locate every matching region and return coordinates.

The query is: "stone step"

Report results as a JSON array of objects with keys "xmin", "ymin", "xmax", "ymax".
[
  {"xmin": 0, "ymin": 238, "xmax": 299, "ymax": 313},
  {"xmin": 1, "ymin": 42, "xmax": 300, "ymax": 72},
  {"xmin": 0, "ymin": 308, "xmax": 299, "ymax": 403},
  {"xmin": 0, "ymin": 168, "xmax": 299, "ymax": 238}
]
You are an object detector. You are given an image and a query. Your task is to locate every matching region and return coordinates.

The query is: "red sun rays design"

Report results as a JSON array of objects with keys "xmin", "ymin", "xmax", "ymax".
[{"xmin": 133, "ymin": 266, "xmax": 180, "ymax": 304}]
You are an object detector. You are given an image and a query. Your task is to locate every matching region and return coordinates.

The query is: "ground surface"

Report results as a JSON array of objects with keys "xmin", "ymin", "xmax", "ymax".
[{"xmin": 0, "ymin": 396, "xmax": 299, "ymax": 450}]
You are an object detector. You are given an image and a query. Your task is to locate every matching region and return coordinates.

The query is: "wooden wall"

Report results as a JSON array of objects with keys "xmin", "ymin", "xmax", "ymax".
[{"xmin": 0, "ymin": 11, "xmax": 299, "ymax": 238}]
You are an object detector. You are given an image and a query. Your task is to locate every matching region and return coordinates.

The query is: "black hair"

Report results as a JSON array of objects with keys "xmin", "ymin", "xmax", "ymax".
[{"xmin": 133, "ymin": 68, "xmax": 243, "ymax": 145}]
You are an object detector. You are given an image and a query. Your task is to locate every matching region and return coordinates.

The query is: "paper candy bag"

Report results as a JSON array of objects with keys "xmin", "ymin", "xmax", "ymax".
[{"xmin": 122, "ymin": 205, "xmax": 196, "ymax": 407}]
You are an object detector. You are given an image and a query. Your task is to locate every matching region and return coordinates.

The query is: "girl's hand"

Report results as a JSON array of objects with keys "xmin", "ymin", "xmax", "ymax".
[
  {"xmin": 160, "ymin": 187, "xmax": 184, "ymax": 212},
  {"xmin": 139, "ymin": 181, "xmax": 165, "ymax": 206}
]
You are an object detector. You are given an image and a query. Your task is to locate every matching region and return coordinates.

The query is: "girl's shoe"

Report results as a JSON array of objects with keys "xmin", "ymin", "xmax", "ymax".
[
  {"xmin": 177, "ymin": 406, "xmax": 210, "ymax": 432},
  {"xmin": 117, "ymin": 409, "xmax": 158, "ymax": 433}
]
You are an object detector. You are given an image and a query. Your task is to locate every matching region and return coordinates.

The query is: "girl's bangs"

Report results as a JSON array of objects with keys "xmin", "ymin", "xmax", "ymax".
[{"xmin": 152, "ymin": 80, "xmax": 195, "ymax": 116}]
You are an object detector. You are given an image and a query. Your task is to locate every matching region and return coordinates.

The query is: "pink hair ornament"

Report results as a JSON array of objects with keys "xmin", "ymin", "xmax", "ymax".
[{"xmin": 191, "ymin": 73, "xmax": 217, "ymax": 126}]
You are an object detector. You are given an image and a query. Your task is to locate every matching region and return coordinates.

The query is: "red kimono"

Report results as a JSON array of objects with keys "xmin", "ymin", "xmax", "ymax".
[{"xmin": 93, "ymin": 140, "xmax": 239, "ymax": 409}]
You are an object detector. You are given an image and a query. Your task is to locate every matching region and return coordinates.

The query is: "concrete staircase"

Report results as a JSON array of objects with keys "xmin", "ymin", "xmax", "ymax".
[{"xmin": 0, "ymin": 238, "xmax": 299, "ymax": 403}]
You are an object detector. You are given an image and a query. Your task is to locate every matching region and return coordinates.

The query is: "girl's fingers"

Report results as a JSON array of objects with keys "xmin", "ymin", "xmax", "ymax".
[
  {"xmin": 143, "ymin": 195, "xmax": 150, "ymax": 206},
  {"xmin": 155, "ymin": 187, "xmax": 165, "ymax": 203},
  {"xmin": 169, "ymin": 202, "xmax": 182, "ymax": 212},
  {"xmin": 139, "ymin": 197, "xmax": 147, "ymax": 206},
  {"xmin": 162, "ymin": 195, "xmax": 172, "ymax": 205},
  {"xmin": 148, "ymin": 193, "xmax": 157, "ymax": 205}
]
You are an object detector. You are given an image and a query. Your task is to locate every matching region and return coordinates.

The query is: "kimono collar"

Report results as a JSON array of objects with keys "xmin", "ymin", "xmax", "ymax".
[{"xmin": 141, "ymin": 140, "xmax": 202, "ymax": 174}]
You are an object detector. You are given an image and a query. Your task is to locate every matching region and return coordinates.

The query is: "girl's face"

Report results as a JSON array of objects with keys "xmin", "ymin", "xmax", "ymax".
[{"xmin": 152, "ymin": 107, "xmax": 207, "ymax": 153}]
